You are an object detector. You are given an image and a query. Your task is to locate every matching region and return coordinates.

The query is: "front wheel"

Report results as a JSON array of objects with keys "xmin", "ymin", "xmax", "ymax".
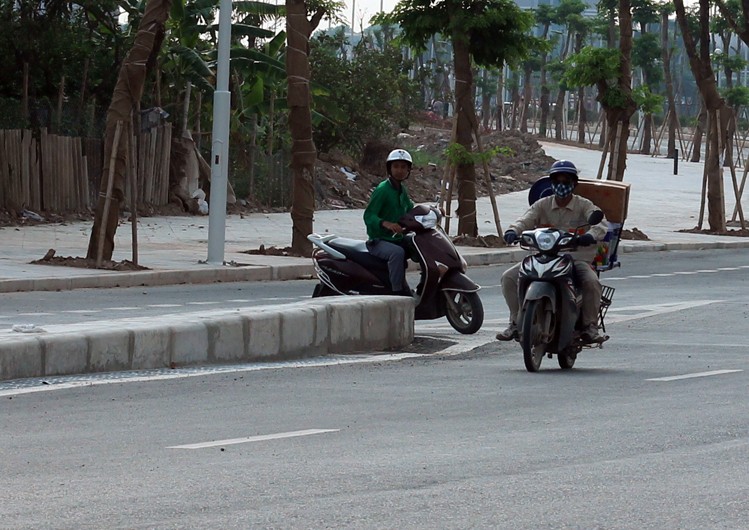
[
  {"xmin": 521, "ymin": 298, "xmax": 553, "ymax": 372},
  {"xmin": 557, "ymin": 351, "xmax": 576, "ymax": 370},
  {"xmin": 312, "ymin": 283, "xmax": 338, "ymax": 297},
  {"xmin": 444, "ymin": 291, "xmax": 484, "ymax": 334}
]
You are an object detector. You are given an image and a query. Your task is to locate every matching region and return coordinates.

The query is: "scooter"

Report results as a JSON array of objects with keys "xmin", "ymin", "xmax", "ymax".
[
  {"xmin": 307, "ymin": 204, "xmax": 484, "ymax": 334},
  {"xmin": 515, "ymin": 210, "xmax": 617, "ymax": 372}
]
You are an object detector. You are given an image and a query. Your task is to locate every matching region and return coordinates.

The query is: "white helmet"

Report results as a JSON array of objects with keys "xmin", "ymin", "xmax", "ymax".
[
  {"xmin": 386, "ymin": 148, "xmax": 413, "ymax": 177},
  {"xmin": 386, "ymin": 148, "xmax": 413, "ymax": 164}
]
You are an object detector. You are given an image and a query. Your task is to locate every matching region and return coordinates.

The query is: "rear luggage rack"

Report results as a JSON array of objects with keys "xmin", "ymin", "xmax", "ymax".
[{"xmin": 599, "ymin": 284, "xmax": 615, "ymax": 332}]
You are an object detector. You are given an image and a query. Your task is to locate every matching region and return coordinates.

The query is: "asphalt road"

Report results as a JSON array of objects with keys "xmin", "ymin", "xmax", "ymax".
[{"xmin": 1, "ymin": 249, "xmax": 748, "ymax": 528}]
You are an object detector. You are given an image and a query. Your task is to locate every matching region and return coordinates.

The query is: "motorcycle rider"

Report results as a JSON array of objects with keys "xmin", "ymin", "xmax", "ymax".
[
  {"xmin": 496, "ymin": 160, "xmax": 608, "ymax": 344},
  {"xmin": 363, "ymin": 148, "xmax": 415, "ymax": 296}
]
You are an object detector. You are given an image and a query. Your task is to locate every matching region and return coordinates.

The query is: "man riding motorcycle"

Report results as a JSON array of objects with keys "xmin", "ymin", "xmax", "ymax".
[{"xmin": 496, "ymin": 160, "xmax": 609, "ymax": 344}]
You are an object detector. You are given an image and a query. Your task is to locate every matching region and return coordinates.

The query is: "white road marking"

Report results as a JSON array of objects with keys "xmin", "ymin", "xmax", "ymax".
[
  {"xmin": 186, "ymin": 301, "xmax": 220, "ymax": 305},
  {"xmin": 15, "ymin": 312, "xmax": 53, "ymax": 316},
  {"xmin": 647, "ymin": 370, "xmax": 743, "ymax": 382},
  {"xmin": 107, "ymin": 307, "xmax": 140, "ymax": 311},
  {"xmin": 61, "ymin": 310, "xmax": 100, "ymax": 314},
  {"xmin": 167, "ymin": 428, "xmax": 339, "ymax": 449},
  {"xmin": 227, "ymin": 299, "xmax": 252, "ymax": 303},
  {"xmin": 147, "ymin": 304, "xmax": 183, "ymax": 308},
  {"xmin": 605, "ymin": 300, "xmax": 723, "ymax": 323},
  {"xmin": 673, "ymin": 271, "xmax": 699, "ymax": 275}
]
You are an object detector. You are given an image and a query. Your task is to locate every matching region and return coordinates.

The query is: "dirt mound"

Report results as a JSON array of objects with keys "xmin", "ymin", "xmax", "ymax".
[
  {"xmin": 313, "ymin": 128, "xmax": 555, "ymax": 210},
  {"xmin": 30, "ymin": 249, "xmax": 148, "ymax": 271}
]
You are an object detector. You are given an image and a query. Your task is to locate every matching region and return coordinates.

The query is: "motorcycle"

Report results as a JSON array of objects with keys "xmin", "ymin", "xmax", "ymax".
[
  {"xmin": 307, "ymin": 204, "xmax": 484, "ymax": 334},
  {"xmin": 515, "ymin": 210, "xmax": 617, "ymax": 372}
]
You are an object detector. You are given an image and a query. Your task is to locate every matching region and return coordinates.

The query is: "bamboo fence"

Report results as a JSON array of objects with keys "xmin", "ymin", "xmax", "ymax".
[{"xmin": 0, "ymin": 124, "xmax": 172, "ymax": 213}]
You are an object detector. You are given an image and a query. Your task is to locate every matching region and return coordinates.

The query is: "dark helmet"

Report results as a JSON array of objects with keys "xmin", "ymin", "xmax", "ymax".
[{"xmin": 549, "ymin": 160, "xmax": 579, "ymax": 183}]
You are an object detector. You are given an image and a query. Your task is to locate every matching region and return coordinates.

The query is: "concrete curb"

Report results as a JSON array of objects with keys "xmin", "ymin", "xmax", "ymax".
[{"xmin": 0, "ymin": 297, "xmax": 414, "ymax": 382}]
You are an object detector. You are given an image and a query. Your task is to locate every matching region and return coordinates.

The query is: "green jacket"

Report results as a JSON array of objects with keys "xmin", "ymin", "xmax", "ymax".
[{"xmin": 363, "ymin": 178, "xmax": 414, "ymax": 242}]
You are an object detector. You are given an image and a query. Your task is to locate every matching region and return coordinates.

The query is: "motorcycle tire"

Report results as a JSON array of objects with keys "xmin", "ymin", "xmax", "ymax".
[
  {"xmin": 557, "ymin": 351, "xmax": 576, "ymax": 370},
  {"xmin": 444, "ymin": 291, "xmax": 484, "ymax": 334},
  {"xmin": 521, "ymin": 298, "xmax": 552, "ymax": 372}
]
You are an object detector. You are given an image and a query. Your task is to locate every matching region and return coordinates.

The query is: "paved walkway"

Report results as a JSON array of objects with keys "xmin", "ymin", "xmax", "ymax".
[{"xmin": 2, "ymin": 142, "xmax": 747, "ymax": 294}]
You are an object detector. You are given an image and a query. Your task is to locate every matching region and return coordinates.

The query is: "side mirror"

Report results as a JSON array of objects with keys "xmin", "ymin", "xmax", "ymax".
[{"xmin": 588, "ymin": 210, "xmax": 604, "ymax": 226}]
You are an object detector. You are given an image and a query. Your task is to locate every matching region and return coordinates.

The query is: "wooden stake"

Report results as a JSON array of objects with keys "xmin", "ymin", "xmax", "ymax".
[
  {"xmin": 97, "ymin": 121, "xmax": 123, "ymax": 268},
  {"xmin": 697, "ymin": 111, "xmax": 711, "ymax": 230},
  {"xmin": 128, "ymin": 120, "xmax": 139, "ymax": 265},
  {"xmin": 472, "ymin": 125, "xmax": 503, "ymax": 237}
]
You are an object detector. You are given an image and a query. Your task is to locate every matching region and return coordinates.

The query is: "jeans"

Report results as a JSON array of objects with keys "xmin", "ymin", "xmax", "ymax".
[{"xmin": 367, "ymin": 239, "xmax": 408, "ymax": 292}]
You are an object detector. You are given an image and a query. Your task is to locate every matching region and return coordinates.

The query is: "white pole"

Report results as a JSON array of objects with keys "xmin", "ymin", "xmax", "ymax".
[
  {"xmin": 207, "ymin": 0, "xmax": 232, "ymax": 264},
  {"xmin": 351, "ymin": 0, "xmax": 355, "ymax": 38}
]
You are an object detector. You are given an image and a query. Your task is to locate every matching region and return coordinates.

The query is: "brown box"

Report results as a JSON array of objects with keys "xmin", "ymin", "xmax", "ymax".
[{"xmin": 575, "ymin": 179, "xmax": 631, "ymax": 223}]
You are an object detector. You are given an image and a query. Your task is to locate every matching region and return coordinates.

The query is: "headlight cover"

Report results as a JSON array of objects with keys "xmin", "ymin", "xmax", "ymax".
[
  {"xmin": 414, "ymin": 210, "xmax": 438, "ymax": 229},
  {"xmin": 536, "ymin": 231, "xmax": 557, "ymax": 251}
]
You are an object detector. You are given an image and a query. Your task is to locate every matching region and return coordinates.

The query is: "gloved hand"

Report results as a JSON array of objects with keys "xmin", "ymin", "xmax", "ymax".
[
  {"xmin": 503, "ymin": 230, "xmax": 518, "ymax": 245},
  {"xmin": 578, "ymin": 233, "xmax": 596, "ymax": 247}
]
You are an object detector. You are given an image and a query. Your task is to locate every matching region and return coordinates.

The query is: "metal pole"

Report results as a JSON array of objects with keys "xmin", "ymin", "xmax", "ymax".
[
  {"xmin": 351, "ymin": 0, "xmax": 355, "ymax": 38},
  {"xmin": 207, "ymin": 0, "xmax": 232, "ymax": 264}
]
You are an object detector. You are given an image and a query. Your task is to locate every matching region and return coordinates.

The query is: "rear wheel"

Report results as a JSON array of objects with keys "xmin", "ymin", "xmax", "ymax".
[
  {"xmin": 521, "ymin": 299, "xmax": 553, "ymax": 372},
  {"xmin": 444, "ymin": 291, "xmax": 484, "ymax": 334}
]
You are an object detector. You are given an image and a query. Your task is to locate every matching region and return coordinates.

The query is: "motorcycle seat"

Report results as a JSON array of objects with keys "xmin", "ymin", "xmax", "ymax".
[{"xmin": 327, "ymin": 237, "xmax": 389, "ymax": 271}]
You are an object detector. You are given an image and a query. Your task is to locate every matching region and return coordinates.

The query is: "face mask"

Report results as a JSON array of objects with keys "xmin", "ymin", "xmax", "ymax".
[{"xmin": 551, "ymin": 182, "xmax": 574, "ymax": 199}]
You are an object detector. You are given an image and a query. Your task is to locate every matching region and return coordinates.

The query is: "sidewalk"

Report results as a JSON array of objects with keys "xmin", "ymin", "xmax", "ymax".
[
  {"xmin": 2, "ymin": 142, "xmax": 748, "ymax": 294},
  {"xmin": 2, "ymin": 142, "xmax": 748, "ymax": 383}
]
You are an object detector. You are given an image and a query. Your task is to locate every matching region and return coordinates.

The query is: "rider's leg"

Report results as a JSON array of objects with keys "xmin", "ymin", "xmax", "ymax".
[
  {"xmin": 574, "ymin": 260, "xmax": 605, "ymax": 342},
  {"xmin": 368, "ymin": 240, "xmax": 407, "ymax": 293},
  {"xmin": 497, "ymin": 262, "xmax": 522, "ymax": 340}
]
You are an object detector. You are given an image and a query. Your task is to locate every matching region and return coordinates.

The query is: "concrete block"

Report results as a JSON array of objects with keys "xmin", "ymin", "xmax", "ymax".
[
  {"xmin": 207, "ymin": 316, "xmax": 246, "ymax": 362},
  {"xmin": 170, "ymin": 321, "xmax": 209, "ymax": 366},
  {"xmin": 0, "ymin": 338, "xmax": 43, "ymax": 381},
  {"xmin": 88, "ymin": 328, "xmax": 131, "ymax": 372},
  {"xmin": 246, "ymin": 311, "xmax": 281, "ymax": 358},
  {"xmin": 329, "ymin": 301, "xmax": 362, "ymax": 354},
  {"xmin": 280, "ymin": 307, "xmax": 319, "ymax": 357},
  {"xmin": 130, "ymin": 326, "xmax": 170, "ymax": 369},
  {"xmin": 41, "ymin": 334, "xmax": 89, "ymax": 376},
  {"xmin": 390, "ymin": 299, "xmax": 415, "ymax": 348},
  {"xmin": 360, "ymin": 299, "xmax": 391, "ymax": 349}
]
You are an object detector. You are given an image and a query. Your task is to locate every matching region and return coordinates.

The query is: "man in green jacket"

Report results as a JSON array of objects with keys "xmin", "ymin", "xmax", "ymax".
[{"xmin": 363, "ymin": 149, "xmax": 415, "ymax": 296}]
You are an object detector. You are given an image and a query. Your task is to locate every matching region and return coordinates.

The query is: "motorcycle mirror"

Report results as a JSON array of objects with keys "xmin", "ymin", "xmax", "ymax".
[{"xmin": 588, "ymin": 210, "xmax": 604, "ymax": 226}]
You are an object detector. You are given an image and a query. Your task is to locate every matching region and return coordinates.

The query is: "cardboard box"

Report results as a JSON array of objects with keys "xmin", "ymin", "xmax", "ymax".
[{"xmin": 575, "ymin": 179, "xmax": 631, "ymax": 223}]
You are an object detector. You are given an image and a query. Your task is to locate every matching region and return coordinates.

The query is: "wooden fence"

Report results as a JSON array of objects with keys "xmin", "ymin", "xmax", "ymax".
[{"xmin": 0, "ymin": 125, "xmax": 172, "ymax": 214}]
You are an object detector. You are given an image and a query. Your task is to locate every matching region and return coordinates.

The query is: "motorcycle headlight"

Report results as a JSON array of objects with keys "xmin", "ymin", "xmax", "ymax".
[{"xmin": 536, "ymin": 232, "xmax": 557, "ymax": 251}]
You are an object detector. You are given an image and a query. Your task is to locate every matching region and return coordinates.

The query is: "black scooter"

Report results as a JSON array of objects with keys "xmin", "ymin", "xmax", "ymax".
[
  {"xmin": 516, "ymin": 210, "xmax": 616, "ymax": 371},
  {"xmin": 308, "ymin": 205, "xmax": 484, "ymax": 334}
]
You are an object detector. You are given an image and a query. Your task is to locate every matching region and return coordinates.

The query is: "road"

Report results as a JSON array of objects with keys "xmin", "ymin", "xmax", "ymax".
[{"xmin": 1, "ymin": 249, "xmax": 748, "ymax": 528}]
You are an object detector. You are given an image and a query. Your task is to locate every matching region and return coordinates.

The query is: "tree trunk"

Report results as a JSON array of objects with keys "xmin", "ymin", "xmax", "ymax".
[
  {"xmin": 452, "ymin": 34, "xmax": 478, "ymax": 237},
  {"xmin": 481, "ymin": 69, "xmax": 491, "ymax": 130},
  {"xmin": 675, "ymin": 0, "xmax": 728, "ymax": 231},
  {"xmin": 519, "ymin": 65, "xmax": 532, "ymax": 133},
  {"xmin": 641, "ymin": 113, "xmax": 652, "ymax": 154},
  {"xmin": 286, "ymin": 0, "xmax": 324, "ymax": 255},
  {"xmin": 538, "ymin": 23, "xmax": 551, "ymax": 139},
  {"xmin": 87, "ymin": 0, "xmax": 171, "ymax": 261},
  {"xmin": 661, "ymin": 9, "xmax": 678, "ymax": 158},
  {"xmin": 604, "ymin": 0, "xmax": 637, "ymax": 181}
]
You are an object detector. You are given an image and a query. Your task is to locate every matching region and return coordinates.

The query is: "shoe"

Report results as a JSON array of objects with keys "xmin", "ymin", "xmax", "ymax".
[
  {"xmin": 581, "ymin": 325, "xmax": 607, "ymax": 344},
  {"xmin": 496, "ymin": 323, "xmax": 518, "ymax": 341}
]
